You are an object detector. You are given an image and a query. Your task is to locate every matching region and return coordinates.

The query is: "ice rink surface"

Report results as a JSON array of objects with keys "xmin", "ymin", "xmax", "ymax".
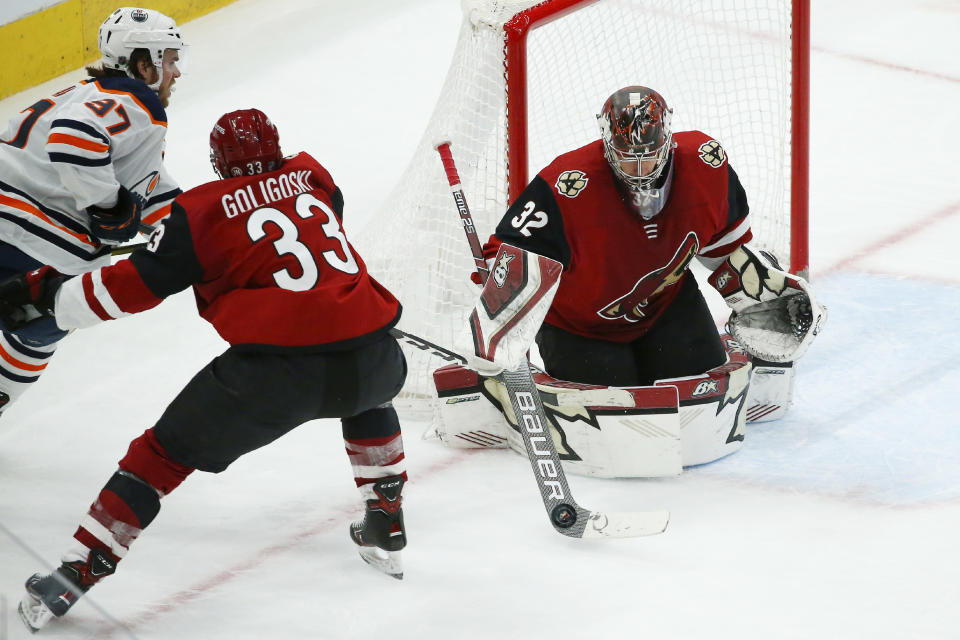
[{"xmin": 1, "ymin": 0, "xmax": 959, "ymax": 638}]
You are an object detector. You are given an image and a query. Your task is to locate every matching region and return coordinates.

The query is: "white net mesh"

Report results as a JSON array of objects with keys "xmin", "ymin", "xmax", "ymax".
[{"xmin": 354, "ymin": 0, "xmax": 797, "ymax": 408}]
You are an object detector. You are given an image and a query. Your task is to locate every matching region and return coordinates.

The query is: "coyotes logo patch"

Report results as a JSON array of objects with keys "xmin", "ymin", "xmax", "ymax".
[
  {"xmin": 698, "ymin": 140, "xmax": 726, "ymax": 168},
  {"xmin": 597, "ymin": 232, "xmax": 699, "ymax": 322},
  {"xmin": 555, "ymin": 170, "xmax": 588, "ymax": 198}
]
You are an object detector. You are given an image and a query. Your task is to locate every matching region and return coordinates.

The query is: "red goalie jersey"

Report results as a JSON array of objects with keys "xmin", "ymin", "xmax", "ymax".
[
  {"xmin": 53, "ymin": 152, "xmax": 401, "ymax": 349},
  {"xmin": 485, "ymin": 131, "xmax": 752, "ymax": 343}
]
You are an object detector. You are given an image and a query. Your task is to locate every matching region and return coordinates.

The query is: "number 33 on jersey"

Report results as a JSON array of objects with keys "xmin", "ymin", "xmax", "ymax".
[{"xmin": 56, "ymin": 152, "xmax": 400, "ymax": 349}]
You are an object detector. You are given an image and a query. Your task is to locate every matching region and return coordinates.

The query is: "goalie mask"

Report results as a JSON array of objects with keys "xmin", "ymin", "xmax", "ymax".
[
  {"xmin": 98, "ymin": 8, "xmax": 187, "ymax": 91},
  {"xmin": 209, "ymin": 109, "xmax": 283, "ymax": 179},
  {"xmin": 597, "ymin": 86, "xmax": 675, "ymax": 220}
]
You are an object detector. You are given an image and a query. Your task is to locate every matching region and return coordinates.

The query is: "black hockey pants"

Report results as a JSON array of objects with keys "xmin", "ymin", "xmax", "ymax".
[
  {"xmin": 535, "ymin": 274, "xmax": 726, "ymax": 387},
  {"xmin": 152, "ymin": 333, "xmax": 407, "ymax": 473}
]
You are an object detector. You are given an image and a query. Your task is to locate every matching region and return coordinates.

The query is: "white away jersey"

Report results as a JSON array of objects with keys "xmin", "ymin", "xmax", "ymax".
[{"xmin": 0, "ymin": 76, "xmax": 180, "ymax": 274}]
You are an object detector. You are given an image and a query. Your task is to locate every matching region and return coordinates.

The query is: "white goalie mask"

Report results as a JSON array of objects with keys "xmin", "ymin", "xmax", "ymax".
[{"xmin": 98, "ymin": 7, "xmax": 187, "ymax": 90}]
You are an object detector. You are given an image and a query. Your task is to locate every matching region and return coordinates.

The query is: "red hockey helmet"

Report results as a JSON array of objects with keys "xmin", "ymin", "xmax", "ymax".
[
  {"xmin": 209, "ymin": 109, "xmax": 282, "ymax": 179},
  {"xmin": 597, "ymin": 86, "xmax": 673, "ymax": 193}
]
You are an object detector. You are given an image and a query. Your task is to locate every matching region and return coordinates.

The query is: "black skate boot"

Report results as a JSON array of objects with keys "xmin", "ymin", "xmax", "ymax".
[
  {"xmin": 349, "ymin": 475, "xmax": 406, "ymax": 579},
  {"xmin": 18, "ymin": 548, "xmax": 116, "ymax": 632}
]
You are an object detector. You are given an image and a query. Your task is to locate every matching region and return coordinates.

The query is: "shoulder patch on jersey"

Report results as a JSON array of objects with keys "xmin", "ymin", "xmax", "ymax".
[
  {"xmin": 698, "ymin": 140, "xmax": 726, "ymax": 168},
  {"xmin": 555, "ymin": 170, "xmax": 588, "ymax": 198}
]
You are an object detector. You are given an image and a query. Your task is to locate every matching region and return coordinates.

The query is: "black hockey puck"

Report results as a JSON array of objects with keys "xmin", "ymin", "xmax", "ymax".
[{"xmin": 551, "ymin": 503, "xmax": 577, "ymax": 528}]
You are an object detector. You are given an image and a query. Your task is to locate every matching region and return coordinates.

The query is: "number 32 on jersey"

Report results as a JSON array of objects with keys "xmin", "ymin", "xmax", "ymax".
[
  {"xmin": 247, "ymin": 192, "xmax": 359, "ymax": 291},
  {"xmin": 511, "ymin": 200, "xmax": 548, "ymax": 237}
]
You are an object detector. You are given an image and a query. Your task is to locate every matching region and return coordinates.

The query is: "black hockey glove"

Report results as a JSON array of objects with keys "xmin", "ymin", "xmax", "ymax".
[
  {"xmin": 0, "ymin": 266, "xmax": 66, "ymax": 331},
  {"xmin": 88, "ymin": 185, "xmax": 144, "ymax": 243}
]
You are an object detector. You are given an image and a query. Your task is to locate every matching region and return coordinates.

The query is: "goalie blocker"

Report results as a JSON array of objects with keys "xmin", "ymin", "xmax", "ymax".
[{"xmin": 455, "ymin": 242, "xmax": 562, "ymax": 375}]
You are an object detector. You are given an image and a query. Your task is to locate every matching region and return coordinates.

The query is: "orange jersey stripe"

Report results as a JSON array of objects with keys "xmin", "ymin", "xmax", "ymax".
[
  {"xmin": 0, "ymin": 343, "xmax": 48, "ymax": 372},
  {"xmin": 47, "ymin": 132, "xmax": 110, "ymax": 153},
  {"xmin": 142, "ymin": 203, "xmax": 171, "ymax": 226},
  {"xmin": 91, "ymin": 81, "xmax": 167, "ymax": 128},
  {"xmin": 0, "ymin": 193, "xmax": 97, "ymax": 247}
]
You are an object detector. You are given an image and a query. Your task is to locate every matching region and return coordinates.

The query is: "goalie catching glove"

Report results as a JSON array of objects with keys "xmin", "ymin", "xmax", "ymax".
[
  {"xmin": 708, "ymin": 246, "xmax": 827, "ymax": 362},
  {"xmin": 455, "ymin": 243, "xmax": 563, "ymax": 376}
]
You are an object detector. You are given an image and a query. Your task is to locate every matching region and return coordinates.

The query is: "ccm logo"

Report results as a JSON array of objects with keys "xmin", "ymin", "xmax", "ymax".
[{"xmin": 516, "ymin": 392, "xmax": 564, "ymax": 500}]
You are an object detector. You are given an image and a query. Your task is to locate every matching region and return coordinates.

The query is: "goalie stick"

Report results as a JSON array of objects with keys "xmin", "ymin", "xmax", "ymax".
[{"xmin": 435, "ymin": 141, "xmax": 669, "ymax": 538}]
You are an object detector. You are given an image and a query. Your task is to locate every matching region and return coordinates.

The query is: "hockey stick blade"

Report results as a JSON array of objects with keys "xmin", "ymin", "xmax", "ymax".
[
  {"xmin": 499, "ymin": 361, "xmax": 670, "ymax": 539},
  {"xmin": 579, "ymin": 509, "xmax": 670, "ymax": 539}
]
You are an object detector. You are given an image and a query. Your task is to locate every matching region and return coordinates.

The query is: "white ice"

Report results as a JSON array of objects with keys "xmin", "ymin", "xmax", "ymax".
[{"xmin": 1, "ymin": 1, "xmax": 959, "ymax": 638}]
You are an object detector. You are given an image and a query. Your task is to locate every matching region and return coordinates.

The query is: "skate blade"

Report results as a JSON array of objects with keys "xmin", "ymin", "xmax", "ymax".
[
  {"xmin": 18, "ymin": 592, "xmax": 54, "ymax": 633},
  {"xmin": 357, "ymin": 547, "xmax": 403, "ymax": 580}
]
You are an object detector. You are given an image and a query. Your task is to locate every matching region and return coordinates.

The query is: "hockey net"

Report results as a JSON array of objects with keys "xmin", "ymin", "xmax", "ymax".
[{"xmin": 354, "ymin": 0, "xmax": 808, "ymax": 409}]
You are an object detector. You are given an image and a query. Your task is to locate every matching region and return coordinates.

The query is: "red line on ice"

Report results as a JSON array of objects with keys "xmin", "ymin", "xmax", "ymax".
[{"xmin": 823, "ymin": 200, "xmax": 960, "ymax": 275}]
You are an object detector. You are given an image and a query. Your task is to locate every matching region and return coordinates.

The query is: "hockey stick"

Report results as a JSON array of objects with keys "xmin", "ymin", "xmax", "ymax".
[
  {"xmin": 111, "ymin": 242, "xmax": 146, "ymax": 256},
  {"xmin": 435, "ymin": 141, "xmax": 669, "ymax": 538},
  {"xmin": 389, "ymin": 327, "xmax": 466, "ymax": 365},
  {"xmin": 108, "ymin": 222, "xmax": 158, "ymax": 256}
]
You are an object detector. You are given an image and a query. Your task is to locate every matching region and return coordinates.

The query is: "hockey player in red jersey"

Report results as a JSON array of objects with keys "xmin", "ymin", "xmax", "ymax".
[
  {"xmin": 0, "ymin": 7, "xmax": 186, "ymax": 413},
  {"xmin": 464, "ymin": 86, "xmax": 826, "ymax": 386},
  {"xmin": 0, "ymin": 109, "xmax": 410, "ymax": 632}
]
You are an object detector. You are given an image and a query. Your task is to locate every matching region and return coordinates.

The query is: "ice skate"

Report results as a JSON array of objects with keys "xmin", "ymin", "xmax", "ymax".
[
  {"xmin": 349, "ymin": 475, "xmax": 406, "ymax": 580},
  {"xmin": 18, "ymin": 549, "xmax": 116, "ymax": 632}
]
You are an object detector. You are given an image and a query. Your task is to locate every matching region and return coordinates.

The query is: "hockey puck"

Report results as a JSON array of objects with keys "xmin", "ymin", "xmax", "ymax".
[{"xmin": 551, "ymin": 503, "xmax": 577, "ymax": 528}]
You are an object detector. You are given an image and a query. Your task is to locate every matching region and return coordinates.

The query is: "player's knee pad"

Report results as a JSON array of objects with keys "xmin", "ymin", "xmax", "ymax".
[
  {"xmin": 342, "ymin": 403, "xmax": 401, "ymax": 441},
  {"xmin": 119, "ymin": 428, "xmax": 195, "ymax": 496}
]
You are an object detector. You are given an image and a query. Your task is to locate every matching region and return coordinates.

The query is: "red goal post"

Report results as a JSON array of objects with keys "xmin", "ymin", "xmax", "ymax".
[{"xmin": 356, "ymin": 0, "xmax": 810, "ymax": 406}]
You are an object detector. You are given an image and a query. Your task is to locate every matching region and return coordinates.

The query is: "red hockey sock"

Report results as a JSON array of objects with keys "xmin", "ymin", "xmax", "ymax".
[
  {"xmin": 70, "ymin": 428, "xmax": 195, "ymax": 563},
  {"xmin": 343, "ymin": 432, "xmax": 407, "ymax": 489}
]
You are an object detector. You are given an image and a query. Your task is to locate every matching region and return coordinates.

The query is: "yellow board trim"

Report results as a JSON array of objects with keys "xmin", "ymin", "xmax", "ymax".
[{"xmin": 0, "ymin": 0, "xmax": 237, "ymax": 101}]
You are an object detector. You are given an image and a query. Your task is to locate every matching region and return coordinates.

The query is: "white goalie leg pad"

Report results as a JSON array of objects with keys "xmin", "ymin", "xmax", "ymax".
[
  {"xmin": 745, "ymin": 359, "xmax": 796, "ymax": 423},
  {"xmin": 432, "ymin": 363, "xmax": 683, "ymax": 478},
  {"xmin": 431, "ymin": 335, "xmax": 753, "ymax": 476},
  {"xmin": 655, "ymin": 334, "xmax": 752, "ymax": 466},
  {"xmin": 525, "ymin": 378, "xmax": 682, "ymax": 478},
  {"xmin": 430, "ymin": 364, "xmax": 510, "ymax": 448},
  {"xmin": 455, "ymin": 244, "xmax": 562, "ymax": 374},
  {"xmin": 708, "ymin": 245, "xmax": 827, "ymax": 363}
]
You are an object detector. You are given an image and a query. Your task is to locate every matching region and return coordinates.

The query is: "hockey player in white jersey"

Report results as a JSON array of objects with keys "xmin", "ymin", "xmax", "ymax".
[{"xmin": 0, "ymin": 7, "xmax": 186, "ymax": 413}]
